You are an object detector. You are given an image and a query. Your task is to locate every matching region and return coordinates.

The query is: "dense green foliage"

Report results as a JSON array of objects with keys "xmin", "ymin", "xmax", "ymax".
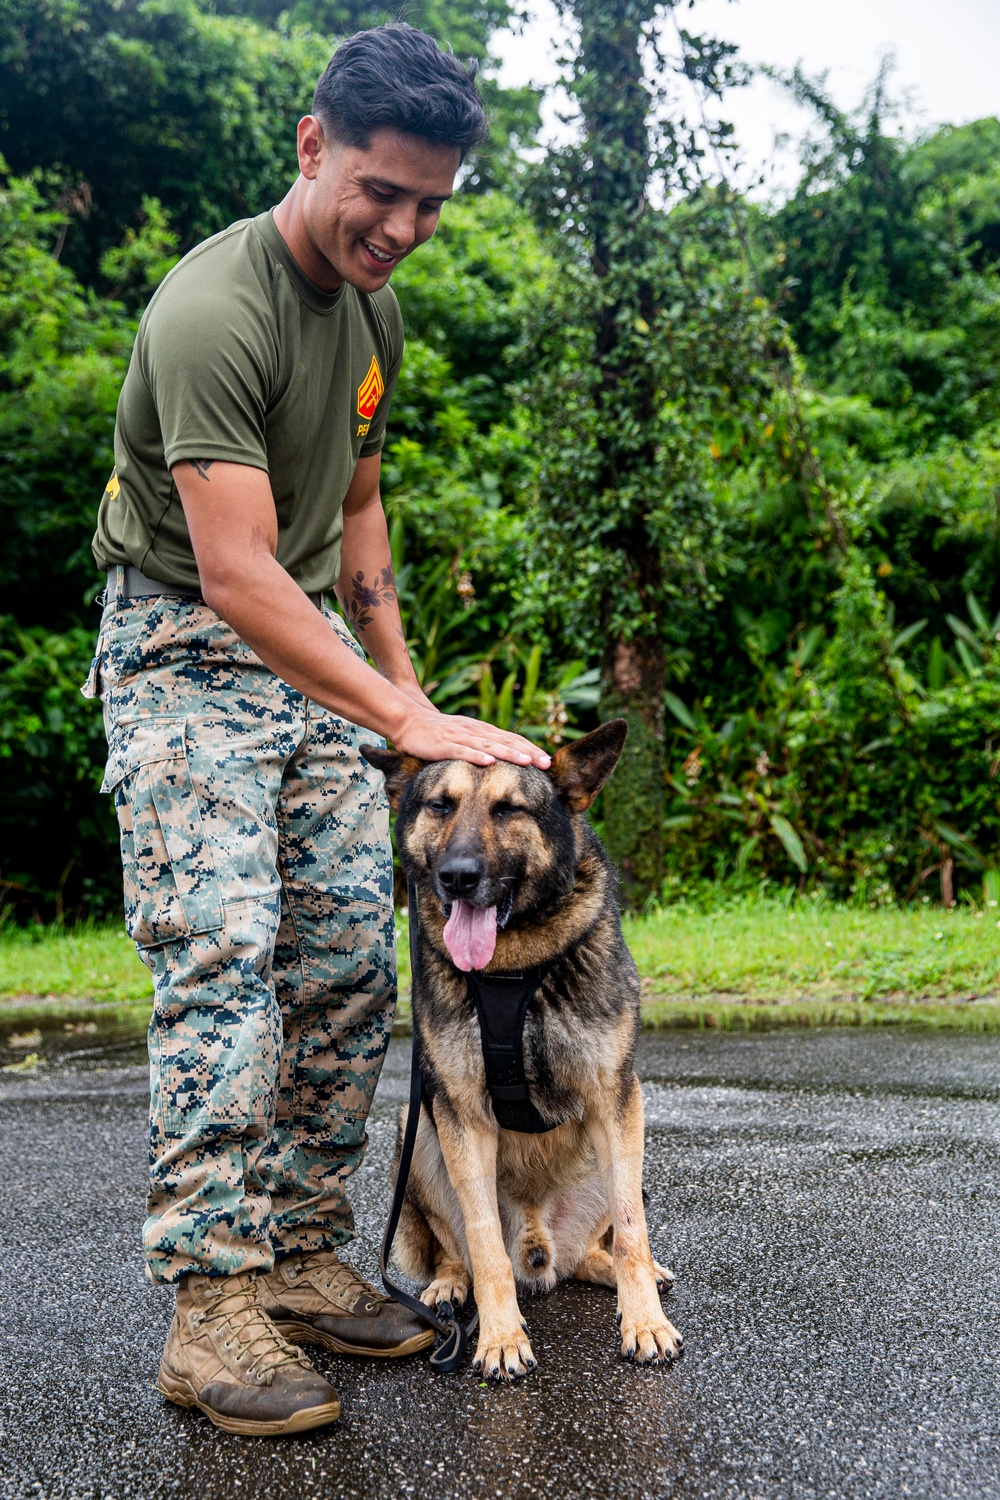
[
  {"xmin": 0, "ymin": 0, "xmax": 326, "ymax": 284},
  {"xmin": 0, "ymin": 0, "xmax": 537, "ymax": 284},
  {"xmin": 1, "ymin": 0, "xmax": 999, "ymax": 920},
  {"xmin": 0, "ymin": 620, "xmax": 114, "ymax": 919},
  {"xmin": 0, "ymin": 167, "xmax": 138, "ymax": 626}
]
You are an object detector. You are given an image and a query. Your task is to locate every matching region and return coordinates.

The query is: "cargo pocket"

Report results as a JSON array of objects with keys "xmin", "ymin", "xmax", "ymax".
[
  {"xmin": 104, "ymin": 717, "xmax": 224, "ymax": 947},
  {"xmin": 152, "ymin": 994, "xmax": 281, "ymax": 1132}
]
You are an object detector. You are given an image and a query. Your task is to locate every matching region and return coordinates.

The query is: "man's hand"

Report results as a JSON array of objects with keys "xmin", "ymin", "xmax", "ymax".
[
  {"xmin": 171, "ymin": 458, "xmax": 551, "ymax": 770},
  {"xmin": 392, "ymin": 707, "xmax": 550, "ymax": 766}
]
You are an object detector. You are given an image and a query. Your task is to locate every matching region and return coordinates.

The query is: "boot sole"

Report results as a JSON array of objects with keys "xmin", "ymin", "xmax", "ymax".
[
  {"xmin": 272, "ymin": 1319, "xmax": 436, "ymax": 1359},
  {"xmin": 156, "ymin": 1366, "xmax": 340, "ymax": 1436}
]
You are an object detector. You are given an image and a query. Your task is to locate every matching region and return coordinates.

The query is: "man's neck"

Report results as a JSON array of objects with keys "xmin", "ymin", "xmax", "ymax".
[{"xmin": 272, "ymin": 180, "xmax": 343, "ymax": 293}]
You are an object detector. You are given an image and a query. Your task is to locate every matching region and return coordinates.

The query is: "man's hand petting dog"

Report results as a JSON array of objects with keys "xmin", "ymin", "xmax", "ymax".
[
  {"xmin": 391, "ymin": 701, "xmax": 552, "ymax": 771},
  {"xmin": 364, "ymin": 720, "xmax": 684, "ymax": 1380}
]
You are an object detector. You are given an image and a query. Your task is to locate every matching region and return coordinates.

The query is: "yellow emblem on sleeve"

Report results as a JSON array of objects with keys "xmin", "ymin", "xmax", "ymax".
[
  {"xmin": 357, "ymin": 356, "xmax": 384, "ymax": 421},
  {"xmin": 104, "ymin": 467, "xmax": 121, "ymax": 502}
]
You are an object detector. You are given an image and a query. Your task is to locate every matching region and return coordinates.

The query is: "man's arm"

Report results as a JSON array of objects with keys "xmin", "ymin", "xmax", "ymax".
[
  {"xmin": 172, "ymin": 459, "xmax": 549, "ymax": 769},
  {"xmin": 334, "ymin": 455, "xmax": 431, "ymax": 709}
]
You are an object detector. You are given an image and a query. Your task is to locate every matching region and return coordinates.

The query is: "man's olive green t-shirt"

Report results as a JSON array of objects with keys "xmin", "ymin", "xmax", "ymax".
[{"xmin": 92, "ymin": 210, "xmax": 404, "ymax": 594}]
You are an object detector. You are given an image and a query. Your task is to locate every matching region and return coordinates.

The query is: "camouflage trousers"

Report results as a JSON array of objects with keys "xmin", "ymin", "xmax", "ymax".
[{"xmin": 83, "ymin": 568, "xmax": 395, "ymax": 1285}]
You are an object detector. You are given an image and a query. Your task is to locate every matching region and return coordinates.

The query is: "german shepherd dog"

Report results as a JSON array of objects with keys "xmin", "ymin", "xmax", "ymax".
[{"xmin": 361, "ymin": 721, "xmax": 682, "ymax": 1381}]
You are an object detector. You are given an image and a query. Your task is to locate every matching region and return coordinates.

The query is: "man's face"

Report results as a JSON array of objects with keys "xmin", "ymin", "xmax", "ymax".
[{"xmin": 297, "ymin": 120, "xmax": 461, "ymax": 292}]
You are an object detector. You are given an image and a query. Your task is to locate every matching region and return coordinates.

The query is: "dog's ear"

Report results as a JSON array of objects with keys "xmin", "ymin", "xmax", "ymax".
[
  {"xmin": 360, "ymin": 745, "xmax": 427, "ymax": 810},
  {"xmin": 548, "ymin": 719, "xmax": 628, "ymax": 813}
]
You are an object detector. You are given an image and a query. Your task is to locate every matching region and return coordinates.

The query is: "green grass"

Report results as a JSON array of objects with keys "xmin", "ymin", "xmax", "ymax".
[
  {"xmin": 3, "ymin": 899, "xmax": 1000, "ymax": 1037},
  {"xmin": 624, "ymin": 898, "xmax": 1000, "ymax": 1004},
  {"xmin": 638, "ymin": 998, "xmax": 1000, "ymax": 1032},
  {"xmin": 0, "ymin": 920, "xmax": 154, "ymax": 1005}
]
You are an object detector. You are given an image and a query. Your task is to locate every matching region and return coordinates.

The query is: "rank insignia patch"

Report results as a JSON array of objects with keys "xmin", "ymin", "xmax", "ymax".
[{"xmin": 357, "ymin": 355, "xmax": 385, "ymax": 421}]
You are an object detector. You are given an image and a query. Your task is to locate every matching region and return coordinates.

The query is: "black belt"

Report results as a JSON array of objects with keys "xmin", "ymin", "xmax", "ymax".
[{"xmin": 109, "ymin": 565, "xmax": 323, "ymax": 610}]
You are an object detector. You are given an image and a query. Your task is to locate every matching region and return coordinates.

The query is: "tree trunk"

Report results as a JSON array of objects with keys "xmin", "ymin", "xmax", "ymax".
[
  {"xmin": 567, "ymin": 0, "xmax": 666, "ymax": 907},
  {"xmin": 601, "ymin": 636, "xmax": 665, "ymax": 906}
]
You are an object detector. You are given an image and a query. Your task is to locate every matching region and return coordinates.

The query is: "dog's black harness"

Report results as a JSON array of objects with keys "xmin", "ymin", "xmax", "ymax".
[
  {"xmin": 380, "ymin": 884, "xmax": 558, "ymax": 1373},
  {"xmin": 466, "ymin": 965, "xmax": 558, "ymax": 1134}
]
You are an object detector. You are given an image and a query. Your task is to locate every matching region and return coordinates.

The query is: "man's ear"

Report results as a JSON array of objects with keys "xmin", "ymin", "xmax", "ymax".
[
  {"xmin": 548, "ymin": 719, "xmax": 628, "ymax": 813},
  {"xmin": 360, "ymin": 745, "xmax": 426, "ymax": 811}
]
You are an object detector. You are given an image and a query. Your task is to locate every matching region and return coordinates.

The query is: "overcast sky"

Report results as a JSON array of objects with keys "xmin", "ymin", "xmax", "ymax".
[{"xmin": 492, "ymin": 0, "xmax": 1000, "ymax": 198}]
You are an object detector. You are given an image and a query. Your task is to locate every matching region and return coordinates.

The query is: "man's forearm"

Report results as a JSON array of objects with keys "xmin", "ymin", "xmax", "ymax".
[
  {"xmin": 172, "ymin": 456, "xmax": 550, "ymax": 769},
  {"xmin": 203, "ymin": 551, "xmax": 418, "ymax": 741},
  {"xmin": 334, "ymin": 493, "xmax": 422, "ymax": 694}
]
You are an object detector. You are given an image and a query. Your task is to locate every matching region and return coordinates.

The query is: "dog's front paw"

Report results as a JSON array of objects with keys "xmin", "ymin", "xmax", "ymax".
[
  {"xmin": 421, "ymin": 1264, "xmax": 471, "ymax": 1316},
  {"xmin": 619, "ymin": 1312, "xmax": 683, "ymax": 1365},
  {"xmin": 472, "ymin": 1322, "xmax": 536, "ymax": 1381}
]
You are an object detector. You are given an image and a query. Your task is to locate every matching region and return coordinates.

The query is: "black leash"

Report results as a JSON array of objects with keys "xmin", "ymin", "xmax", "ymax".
[{"xmin": 379, "ymin": 880, "xmax": 477, "ymax": 1373}]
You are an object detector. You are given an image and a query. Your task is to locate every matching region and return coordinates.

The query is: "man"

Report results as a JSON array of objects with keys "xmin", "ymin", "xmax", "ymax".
[{"xmin": 85, "ymin": 23, "xmax": 550, "ymax": 1437}]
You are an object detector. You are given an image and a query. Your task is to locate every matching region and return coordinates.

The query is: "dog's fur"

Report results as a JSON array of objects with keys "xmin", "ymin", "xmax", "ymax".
[{"xmin": 361, "ymin": 722, "xmax": 682, "ymax": 1380}]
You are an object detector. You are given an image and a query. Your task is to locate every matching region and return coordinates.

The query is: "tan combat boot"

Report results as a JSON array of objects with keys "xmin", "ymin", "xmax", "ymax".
[
  {"xmin": 260, "ymin": 1250, "xmax": 435, "ymax": 1358},
  {"xmin": 156, "ymin": 1270, "xmax": 341, "ymax": 1436}
]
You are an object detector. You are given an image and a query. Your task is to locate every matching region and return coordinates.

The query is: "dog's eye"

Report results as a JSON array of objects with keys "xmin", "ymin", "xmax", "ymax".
[
  {"xmin": 426, "ymin": 797, "xmax": 454, "ymax": 816},
  {"xmin": 492, "ymin": 801, "xmax": 524, "ymax": 818}
]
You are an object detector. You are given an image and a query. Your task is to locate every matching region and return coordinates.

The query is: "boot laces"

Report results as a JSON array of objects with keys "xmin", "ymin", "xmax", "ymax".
[
  {"xmin": 296, "ymin": 1251, "xmax": 390, "ymax": 1308},
  {"xmin": 204, "ymin": 1275, "xmax": 309, "ymax": 1381}
]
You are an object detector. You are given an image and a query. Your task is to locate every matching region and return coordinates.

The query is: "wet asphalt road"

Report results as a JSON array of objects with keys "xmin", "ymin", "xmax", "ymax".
[{"xmin": 1, "ymin": 1026, "xmax": 999, "ymax": 1500}]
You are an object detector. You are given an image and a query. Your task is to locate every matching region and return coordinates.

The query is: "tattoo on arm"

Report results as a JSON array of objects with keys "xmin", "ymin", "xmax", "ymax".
[
  {"xmin": 349, "ymin": 565, "xmax": 397, "ymax": 631},
  {"xmin": 189, "ymin": 459, "xmax": 216, "ymax": 481}
]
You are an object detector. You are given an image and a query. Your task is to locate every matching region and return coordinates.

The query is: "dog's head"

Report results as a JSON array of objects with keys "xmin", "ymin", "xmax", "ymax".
[{"xmin": 361, "ymin": 720, "xmax": 627, "ymax": 971}]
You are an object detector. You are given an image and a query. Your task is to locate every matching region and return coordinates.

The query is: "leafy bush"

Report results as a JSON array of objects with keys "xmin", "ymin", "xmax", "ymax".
[
  {"xmin": 0, "ymin": 0, "xmax": 329, "ymax": 280},
  {"xmin": 0, "ymin": 618, "xmax": 118, "ymax": 922},
  {"xmin": 659, "ymin": 557, "xmax": 1000, "ymax": 905},
  {"xmin": 0, "ymin": 161, "xmax": 137, "ymax": 626}
]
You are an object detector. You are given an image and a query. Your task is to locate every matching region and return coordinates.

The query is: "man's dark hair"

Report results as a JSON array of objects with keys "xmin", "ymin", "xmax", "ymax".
[{"xmin": 313, "ymin": 24, "xmax": 488, "ymax": 159}]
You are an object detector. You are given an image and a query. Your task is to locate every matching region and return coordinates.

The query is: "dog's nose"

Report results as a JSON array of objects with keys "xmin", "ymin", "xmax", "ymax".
[{"xmin": 437, "ymin": 855, "xmax": 483, "ymax": 898}]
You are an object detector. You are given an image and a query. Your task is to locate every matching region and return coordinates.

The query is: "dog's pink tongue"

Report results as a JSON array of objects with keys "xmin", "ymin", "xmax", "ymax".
[{"xmin": 442, "ymin": 900, "xmax": 498, "ymax": 971}]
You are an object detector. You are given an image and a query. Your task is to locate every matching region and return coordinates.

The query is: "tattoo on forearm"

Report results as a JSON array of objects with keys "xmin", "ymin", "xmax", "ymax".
[
  {"xmin": 190, "ymin": 459, "xmax": 216, "ymax": 481},
  {"xmin": 349, "ymin": 566, "xmax": 397, "ymax": 631}
]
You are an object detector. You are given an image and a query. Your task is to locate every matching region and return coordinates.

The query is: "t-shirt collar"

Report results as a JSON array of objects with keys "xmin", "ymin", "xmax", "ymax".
[{"xmin": 256, "ymin": 210, "xmax": 347, "ymax": 315}]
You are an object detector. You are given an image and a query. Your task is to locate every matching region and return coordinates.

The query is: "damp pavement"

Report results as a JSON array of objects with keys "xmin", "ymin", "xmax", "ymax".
[{"xmin": 1, "ymin": 1025, "xmax": 999, "ymax": 1500}]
